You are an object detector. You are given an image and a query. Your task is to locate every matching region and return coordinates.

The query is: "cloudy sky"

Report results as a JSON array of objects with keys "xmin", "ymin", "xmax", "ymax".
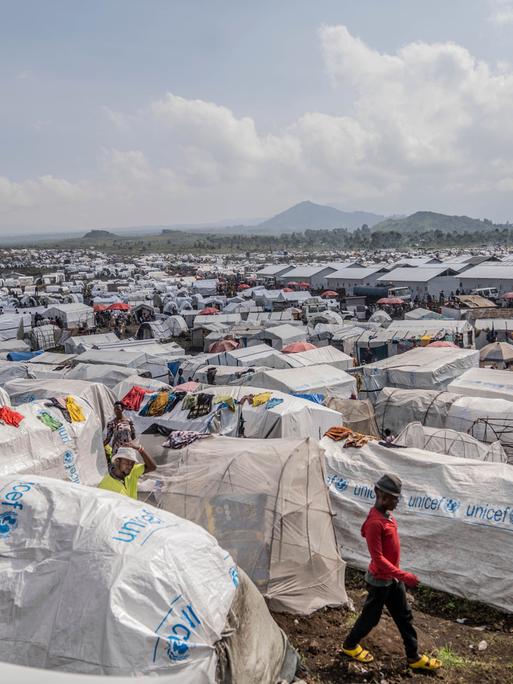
[{"xmin": 3, "ymin": 0, "xmax": 513, "ymax": 233}]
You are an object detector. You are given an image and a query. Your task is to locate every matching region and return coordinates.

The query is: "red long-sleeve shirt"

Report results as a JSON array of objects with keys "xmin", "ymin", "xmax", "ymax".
[{"xmin": 361, "ymin": 507, "xmax": 418, "ymax": 587}]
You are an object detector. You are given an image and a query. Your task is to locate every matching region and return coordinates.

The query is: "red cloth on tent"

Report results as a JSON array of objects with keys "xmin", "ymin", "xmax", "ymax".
[
  {"xmin": 121, "ymin": 386, "xmax": 153, "ymax": 412},
  {"xmin": 0, "ymin": 406, "xmax": 24, "ymax": 427}
]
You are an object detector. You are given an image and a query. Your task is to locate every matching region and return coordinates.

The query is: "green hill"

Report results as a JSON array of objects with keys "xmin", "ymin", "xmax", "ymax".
[{"xmin": 372, "ymin": 211, "xmax": 497, "ymax": 234}]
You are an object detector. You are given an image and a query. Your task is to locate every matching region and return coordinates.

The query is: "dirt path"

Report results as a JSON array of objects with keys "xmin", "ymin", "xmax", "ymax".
[{"xmin": 274, "ymin": 578, "xmax": 513, "ymax": 684}]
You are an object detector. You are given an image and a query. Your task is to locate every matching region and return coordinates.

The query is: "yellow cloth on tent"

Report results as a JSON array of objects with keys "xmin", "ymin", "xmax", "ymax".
[
  {"xmin": 214, "ymin": 394, "xmax": 236, "ymax": 411},
  {"xmin": 66, "ymin": 396, "xmax": 86, "ymax": 422},
  {"xmin": 252, "ymin": 391, "xmax": 273, "ymax": 406},
  {"xmin": 147, "ymin": 391, "xmax": 170, "ymax": 416}
]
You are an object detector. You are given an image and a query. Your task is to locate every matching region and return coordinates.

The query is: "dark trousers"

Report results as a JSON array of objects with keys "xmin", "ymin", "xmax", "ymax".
[{"xmin": 344, "ymin": 581, "xmax": 418, "ymax": 660}]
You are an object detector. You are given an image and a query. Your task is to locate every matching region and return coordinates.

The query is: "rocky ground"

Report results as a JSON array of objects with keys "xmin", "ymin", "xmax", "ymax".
[{"xmin": 273, "ymin": 571, "xmax": 513, "ymax": 684}]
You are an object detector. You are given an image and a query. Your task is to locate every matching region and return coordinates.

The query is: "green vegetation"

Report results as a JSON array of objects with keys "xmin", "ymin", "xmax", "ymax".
[
  {"xmin": 373, "ymin": 210, "xmax": 505, "ymax": 234},
  {"xmin": 438, "ymin": 646, "xmax": 470, "ymax": 669}
]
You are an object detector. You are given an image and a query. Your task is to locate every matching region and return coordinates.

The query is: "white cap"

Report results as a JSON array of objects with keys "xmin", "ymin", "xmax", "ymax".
[{"xmin": 112, "ymin": 446, "xmax": 140, "ymax": 464}]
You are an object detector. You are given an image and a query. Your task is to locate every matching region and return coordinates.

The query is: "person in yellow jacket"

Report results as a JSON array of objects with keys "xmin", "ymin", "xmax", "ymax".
[{"xmin": 98, "ymin": 444, "xmax": 157, "ymax": 499}]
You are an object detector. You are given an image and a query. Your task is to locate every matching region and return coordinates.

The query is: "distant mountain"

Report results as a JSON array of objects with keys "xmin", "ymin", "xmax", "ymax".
[
  {"xmin": 252, "ymin": 201, "xmax": 385, "ymax": 233},
  {"xmin": 83, "ymin": 229, "xmax": 119, "ymax": 239},
  {"xmin": 372, "ymin": 211, "xmax": 500, "ymax": 234}
]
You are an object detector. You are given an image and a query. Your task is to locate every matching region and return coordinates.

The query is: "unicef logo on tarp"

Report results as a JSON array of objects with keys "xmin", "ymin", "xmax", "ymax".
[
  {"xmin": 230, "ymin": 566, "xmax": 239, "ymax": 587},
  {"xmin": 166, "ymin": 636, "xmax": 189, "ymax": 662},
  {"xmin": 335, "ymin": 477, "xmax": 348, "ymax": 492},
  {"xmin": 444, "ymin": 498, "xmax": 460, "ymax": 514},
  {"xmin": 63, "ymin": 451, "xmax": 74, "ymax": 465},
  {"xmin": 0, "ymin": 511, "xmax": 18, "ymax": 538}
]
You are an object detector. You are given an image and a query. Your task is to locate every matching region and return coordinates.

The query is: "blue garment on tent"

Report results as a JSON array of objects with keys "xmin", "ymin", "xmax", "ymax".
[
  {"xmin": 7, "ymin": 351, "xmax": 43, "ymax": 362},
  {"xmin": 292, "ymin": 392, "xmax": 325, "ymax": 404},
  {"xmin": 167, "ymin": 360, "xmax": 181, "ymax": 378},
  {"xmin": 265, "ymin": 398, "xmax": 284, "ymax": 410}
]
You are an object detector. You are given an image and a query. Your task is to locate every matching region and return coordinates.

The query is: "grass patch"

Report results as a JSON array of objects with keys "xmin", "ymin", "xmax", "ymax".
[{"xmin": 438, "ymin": 646, "xmax": 470, "ymax": 669}]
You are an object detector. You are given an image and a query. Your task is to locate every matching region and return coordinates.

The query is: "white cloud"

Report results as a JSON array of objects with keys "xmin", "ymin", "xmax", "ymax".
[
  {"xmin": 489, "ymin": 0, "xmax": 513, "ymax": 25},
  {"xmin": 5, "ymin": 25, "xmax": 513, "ymax": 229}
]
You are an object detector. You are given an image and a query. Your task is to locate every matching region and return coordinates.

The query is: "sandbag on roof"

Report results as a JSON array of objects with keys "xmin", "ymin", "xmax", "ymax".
[
  {"xmin": 0, "ymin": 475, "xmax": 262, "ymax": 679},
  {"xmin": 147, "ymin": 436, "xmax": 347, "ymax": 615},
  {"xmin": 0, "ymin": 398, "xmax": 105, "ymax": 484},
  {"xmin": 323, "ymin": 436, "xmax": 513, "ymax": 613},
  {"xmin": 3, "ymin": 378, "xmax": 115, "ymax": 429}
]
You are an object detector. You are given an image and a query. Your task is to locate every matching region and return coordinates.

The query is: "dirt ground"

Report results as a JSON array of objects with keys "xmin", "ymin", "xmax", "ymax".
[{"xmin": 273, "ymin": 571, "xmax": 513, "ymax": 684}]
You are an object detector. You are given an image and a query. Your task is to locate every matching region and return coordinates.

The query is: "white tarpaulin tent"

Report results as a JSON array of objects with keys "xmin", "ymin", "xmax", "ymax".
[
  {"xmin": 393, "ymin": 422, "xmax": 507, "ymax": 463},
  {"xmin": 148, "ymin": 436, "xmax": 347, "ymax": 615},
  {"xmin": 0, "ymin": 475, "xmax": 296, "ymax": 680},
  {"xmin": 284, "ymin": 345, "xmax": 353, "ymax": 370},
  {"xmin": 126, "ymin": 384, "xmax": 342, "ymax": 440},
  {"xmin": 44, "ymin": 303, "xmax": 95, "ymax": 329},
  {"xmin": 0, "ymin": 398, "xmax": 105, "ymax": 484},
  {"xmin": 448, "ymin": 367, "xmax": 513, "ymax": 403},
  {"xmin": 322, "ymin": 436, "xmax": 513, "ymax": 612},
  {"xmin": 361, "ymin": 347, "xmax": 479, "ymax": 401},
  {"xmin": 209, "ymin": 344, "xmax": 297, "ymax": 370},
  {"xmin": 231, "ymin": 365, "xmax": 356, "ymax": 399},
  {"xmin": 375, "ymin": 387, "xmax": 513, "ymax": 462},
  {"xmin": 3, "ymin": 378, "xmax": 115, "ymax": 429},
  {"xmin": 64, "ymin": 332, "xmax": 119, "ymax": 354}
]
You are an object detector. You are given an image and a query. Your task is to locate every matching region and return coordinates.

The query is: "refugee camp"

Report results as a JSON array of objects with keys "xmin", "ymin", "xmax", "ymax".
[{"xmin": 3, "ymin": 2, "xmax": 513, "ymax": 683}]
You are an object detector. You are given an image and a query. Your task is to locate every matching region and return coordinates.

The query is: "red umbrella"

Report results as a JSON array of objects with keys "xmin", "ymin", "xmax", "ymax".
[
  {"xmin": 427, "ymin": 341, "xmax": 459, "ymax": 348},
  {"xmin": 198, "ymin": 307, "xmax": 219, "ymax": 315},
  {"xmin": 298, "ymin": 282, "xmax": 310, "ymax": 290},
  {"xmin": 238, "ymin": 283, "xmax": 250, "ymax": 291},
  {"xmin": 93, "ymin": 304, "xmax": 108, "ymax": 312},
  {"xmin": 282, "ymin": 341, "xmax": 317, "ymax": 353},
  {"xmin": 208, "ymin": 339, "xmax": 239, "ymax": 353},
  {"xmin": 504, "ymin": 292, "xmax": 513, "ymax": 300},
  {"xmin": 282, "ymin": 287, "xmax": 294, "ymax": 292},
  {"xmin": 108, "ymin": 302, "xmax": 130, "ymax": 311},
  {"xmin": 377, "ymin": 297, "xmax": 404, "ymax": 305},
  {"xmin": 321, "ymin": 290, "xmax": 338, "ymax": 298}
]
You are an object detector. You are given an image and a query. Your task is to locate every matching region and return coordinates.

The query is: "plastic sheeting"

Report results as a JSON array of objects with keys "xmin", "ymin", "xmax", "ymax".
[
  {"xmin": 231, "ymin": 365, "xmax": 356, "ymax": 399},
  {"xmin": 394, "ymin": 422, "xmax": 507, "ymax": 463},
  {"xmin": 0, "ymin": 475, "xmax": 236, "ymax": 677},
  {"xmin": 323, "ymin": 396, "xmax": 379, "ymax": 436},
  {"xmin": 360, "ymin": 347, "xmax": 480, "ymax": 401},
  {"xmin": 374, "ymin": 387, "xmax": 513, "ymax": 460},
  {"xmin": 3, "ymin": 378, "xmax": 115, "ymax": 429},
  {"xmin": 448, "ymin": 367, "xmax": 513, "ymax": 403},
  {"xmin": 128, "ymin": 384, "xmax": 342, "ymax": 440},
  {"xmin": 148, "ymin": 436, "xmax": 347, "ymax": 615},
  {"xmin": 0, "ymin": 398, "xmax": 105, "ymax": 484},
  {"xmin": 323, "ymin": 436, "xmax": 513, "ymax": 613}
]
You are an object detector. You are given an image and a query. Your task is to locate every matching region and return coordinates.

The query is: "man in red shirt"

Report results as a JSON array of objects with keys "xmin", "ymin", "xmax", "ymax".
[{"xmin": 342, "ymin": 473, "xmax": 442, "ymax": 671}]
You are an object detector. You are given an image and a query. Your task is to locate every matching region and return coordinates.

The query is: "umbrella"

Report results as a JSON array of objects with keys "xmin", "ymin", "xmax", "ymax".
[
  {"xmin": 198, "ymin": 306, "xmax": 219, "ymax": 315},
  {"xmin": 93, "ymin": 304, "xmax": 108, "ymax": 312},
  {"xmin": 298, "ymin": 282, "xmax": 310, "ymax": 290},
  {"xmin": 108, "ymin": 303, "xmax": 130, "ymax": 311},
  {"xmin": 321, "ymin": 290, "xmax": 338, "ymax": 298},
  {"xmin": 208, "ymin": 339, "xmax": 239, "ymax": 353},
  {"xmin": 238, "ymin": 283, "xmax": 250, "ymax": 291},
  {"xmin": 503, "ymin": 292, "xmax": 513, "ymax": 300},
  {"xmin": 377, "ymin": 297, "xmax": 405, "ymax": 305},
  {"xmin": 174, "ymin": 381, "xmax": 200, "ymax": 392},
  {"xmin": 480, "ymin": 342, "xmax": 513, "ymax": 364},
  {"xmin": 282, "ymin": 287, "xmax": 294, "ymax": 292},
  {"xmin": 282, "ymin": 341, "xmax": 317, "ymax": 353},
  {"xmin": 427, "ymin": 341, "xmax": 458, "ymax": 348}
]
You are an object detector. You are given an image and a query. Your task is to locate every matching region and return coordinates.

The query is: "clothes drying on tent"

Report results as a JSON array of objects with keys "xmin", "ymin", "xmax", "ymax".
[
  {"xmin": 120, "ymin": 384, "xmax": 153, "ymax": 411},
  {"xmin": 182, "ymin": 392, "xmax": 214, "ymax": 419},
  {"xmin": 45, "ymin": 397, "xmax": 72, "ymax": 423},
  {"xmin": 37, "ymin": 411, "xmax": 63, "ymax": 431},
  {"xmin": 66, "ymin": 396, "xmax": 86, "ymax": 422},
  {"xmin": 0, "ymin": 406, "xmax": 24, "ymax": 427},
  {"xmin": 162, "ymin": 430, "xmax": 211, "ymax": 449}
]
